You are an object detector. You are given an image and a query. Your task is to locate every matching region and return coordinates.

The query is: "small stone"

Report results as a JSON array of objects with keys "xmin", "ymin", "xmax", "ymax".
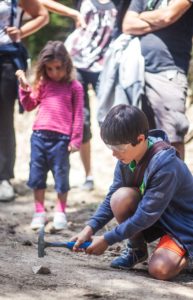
[
  {"xmin": 108, "ymin": 245, "xmax": 121, "ymax": 252},
  {"xmin": 32, "ymin": 265, "xmax": 51, "ymax": 275},
  {"xmin": 45, "ymin": 223, "xmax": 57, "ymax": 234},
  {"xmin": 67, "ymin": 221, "xmax": 75, "ymax": 229},
  {"xmin": 22, "ymin": 240, "xmax": 32, "ymax": 246}
]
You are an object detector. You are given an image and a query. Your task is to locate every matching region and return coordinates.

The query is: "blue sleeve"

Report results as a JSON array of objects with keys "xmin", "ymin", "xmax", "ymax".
[
  {"xmin": 128, "ymin": 0, "xmax": 144, "ymax": 13},
  {"xmin": 87, "ymin": 161, "xmax": 124, "ymax": 233},
  {"xmin": 104, "ymin": 167, "xmax": 179, "ymax": 245}
]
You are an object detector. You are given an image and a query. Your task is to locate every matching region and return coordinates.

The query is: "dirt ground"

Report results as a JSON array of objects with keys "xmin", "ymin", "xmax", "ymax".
[{"xmin": 0, "ymin": 97, "xmax": 193, "ymax": 300}]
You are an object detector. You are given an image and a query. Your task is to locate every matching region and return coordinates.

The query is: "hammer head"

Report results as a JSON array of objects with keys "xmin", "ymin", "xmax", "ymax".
[{"xmin": 38, "ymin": 226, "xmax": 46, "ymax": 258}]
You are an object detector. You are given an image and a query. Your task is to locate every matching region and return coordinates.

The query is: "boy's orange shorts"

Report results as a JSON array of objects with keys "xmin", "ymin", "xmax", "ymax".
[{"xmin": 156, "ymin": 234, "xmax": 186, "ymax": 257}]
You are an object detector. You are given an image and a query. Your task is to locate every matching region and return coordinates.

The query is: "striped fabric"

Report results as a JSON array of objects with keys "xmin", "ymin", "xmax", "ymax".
[
  {"xmin": 19, "ymin": 79, "xmax": 84, "ymax": 148},
  {"xmin": 65, "ymin": 0, "xmax": 117, "ymax": 72}
]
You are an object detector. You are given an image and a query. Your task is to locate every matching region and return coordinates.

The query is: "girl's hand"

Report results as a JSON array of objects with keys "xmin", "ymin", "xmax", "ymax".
[
  {"xmin": 68, "ymin": 144, "xmax": 79, "ymax": 153},
  {"xmin": 71, "ymin": 225, "xmax": 93, "ymax": 251},
  {"xmin": 15, "ymin": 70, "xmax": 29, "ymax": 90},
  {"xmin": 5, "ymin": 26, "xmax": 21, "ymax": 42},
  {"xmin": 85, "ymin": 236, "xmax": 108, "ymax": 255}
]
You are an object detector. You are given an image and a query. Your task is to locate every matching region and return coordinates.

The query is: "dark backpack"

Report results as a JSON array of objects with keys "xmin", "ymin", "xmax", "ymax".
[
  {"xmin": 10, "ymin": 0, "xmax": 17, "ymax": 26},
  {"xmin": 121, "ymin": 141, "xmax": 179, "ymax": 190},
  {"xmin": 9, "ymin": 0, "xmax": 29, "ymax": 71}
]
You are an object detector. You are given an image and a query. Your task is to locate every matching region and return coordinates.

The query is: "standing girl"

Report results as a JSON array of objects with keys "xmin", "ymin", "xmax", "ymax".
[{"xmin": 16, "ymin": 40, "xmax": 84, "ymax": 230}]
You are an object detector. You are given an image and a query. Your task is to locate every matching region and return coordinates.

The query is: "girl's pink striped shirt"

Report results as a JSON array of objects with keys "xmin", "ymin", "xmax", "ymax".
[{"xmin": 19, "ymin": 79, "xmax": 84, "ymax": 148}]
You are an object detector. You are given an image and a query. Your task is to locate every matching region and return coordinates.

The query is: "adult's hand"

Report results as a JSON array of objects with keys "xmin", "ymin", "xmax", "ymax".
[
  {"xmin": 74, "ymin": 11, "xmax": 86, "ymax": 29},
  {"xmin": 5, "ymin": 26, "xmax": 21, "ymax": 42}
]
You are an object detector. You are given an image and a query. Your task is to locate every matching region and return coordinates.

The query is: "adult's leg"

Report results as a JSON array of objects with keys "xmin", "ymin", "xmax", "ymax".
[
  {"xmin": 0, "ymin": 62, "xmax": 17, "ymax": 180},
  {"xmin": 76, "ymin": 69, "xmax": 99, "ymax": 190},
  {"xmin": 80, "ymin": 141, "xmax": 91, "ymax": 177},
  {"xmin": 76, "ymin": 70, "xmax": 92, "ymax": 180},
  {"xmin": 145, "ymin": 71, "xmax": 188, "ymax": 160}
]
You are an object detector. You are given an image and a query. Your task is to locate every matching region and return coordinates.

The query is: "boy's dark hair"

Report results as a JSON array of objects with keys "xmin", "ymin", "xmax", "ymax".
[
  {"xmin": 100, "ymin": 104, "xmax": 149, "ymax": 146},
  {"xmin": 34, "ymin": 40, "xmax": 73, "ymax": 88}
]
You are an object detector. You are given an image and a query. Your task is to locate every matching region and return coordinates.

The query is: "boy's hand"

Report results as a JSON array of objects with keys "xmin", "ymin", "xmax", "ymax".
[
  {"xmin": 71, "ymin": 225, "xmax": 93, "ymax": 251},
  {"xmin": 68, "ymin": 144, "xmax": 79, "ymax": 153},
  {"xmin": 86, "ymin": 236, "xmax": 108, "ymax": 255},
  {"xmin": 15, "ymin": 70, "xmax": 29, "ymax": 90}
]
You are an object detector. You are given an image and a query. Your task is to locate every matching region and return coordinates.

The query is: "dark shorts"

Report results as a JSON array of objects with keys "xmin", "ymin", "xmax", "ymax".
[
  {"xmin": 143, "ymin": 221, "xmax": 165, "ymax": 243},
  {"xmin": 76, "ymin": 69, "xmax": 100, "ymax": 143},
  {"xmin": 28, "ymin": 131, "xmax": 70, "ymax": 193}
]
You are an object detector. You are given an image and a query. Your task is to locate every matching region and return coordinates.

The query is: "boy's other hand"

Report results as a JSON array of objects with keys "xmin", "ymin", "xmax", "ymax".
[{"xmin": 86, "ymin": 235, "xmax": 108, "ymax": 255}]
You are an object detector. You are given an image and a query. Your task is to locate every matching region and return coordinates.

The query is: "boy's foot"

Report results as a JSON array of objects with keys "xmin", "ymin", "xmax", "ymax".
[
  {"xmin": 0, "ymin": 180, "xmax": 15, "ymax": 202},
  {"xmin": 81, "ymin": 178, "xmax": 94, "ymax": 191},
  {"xmin": 30, "ymin": 212, "xmax": 46, "ymax": 230},
  {"xmin": 53, "ymin": 212, "xmax": 67, "ymax": 230},
  {"xmin": 110, "ymin": 244, "xmax": 148, "ymax": 270}
]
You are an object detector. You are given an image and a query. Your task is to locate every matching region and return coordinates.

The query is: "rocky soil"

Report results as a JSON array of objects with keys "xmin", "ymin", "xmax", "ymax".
[{"xmin": 0, "ymin": 97, "xmax": 193, "ymax": 300}]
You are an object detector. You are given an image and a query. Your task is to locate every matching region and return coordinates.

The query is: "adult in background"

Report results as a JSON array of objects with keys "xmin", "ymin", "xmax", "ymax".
[
  {"xmin": 0, "ymin": 0, "xmax": 49, "ymax": 201},
  {"xmin": 65, "ymin": 0, "xmax": 117, "ymax": 191},
  {"xmin": 122, "ymin": 0, "xmax": 193, "ymax": 160}
]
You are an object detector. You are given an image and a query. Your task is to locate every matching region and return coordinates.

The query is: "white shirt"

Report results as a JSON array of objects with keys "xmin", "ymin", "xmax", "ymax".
[{"xmin": 0, "ymin": 0, "xmax": 20, "ymax": 45}]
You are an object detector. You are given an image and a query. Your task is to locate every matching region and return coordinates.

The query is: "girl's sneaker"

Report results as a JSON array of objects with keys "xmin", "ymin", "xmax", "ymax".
[
  {"xmin": 53, "ymin": 212, "xmax": 67, "ymax": 230},
  {"xmin": 30, "ymin": 212, "xmax": 46, "ymax": 230}
]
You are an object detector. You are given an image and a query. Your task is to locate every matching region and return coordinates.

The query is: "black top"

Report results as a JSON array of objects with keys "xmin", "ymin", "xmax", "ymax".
[
  {"xmin": 111, "ymin": 0, "xmax": 131, "ymax": 38},
  {"xmin": 129, "ymin": 0, "xmax": 193, "ymax": 74}
]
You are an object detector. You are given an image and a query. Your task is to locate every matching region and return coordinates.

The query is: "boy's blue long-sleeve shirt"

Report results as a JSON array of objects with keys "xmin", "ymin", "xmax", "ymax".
[{"xmin": 87, "ymin": 130, "xmax": 193, "ymax": 258}]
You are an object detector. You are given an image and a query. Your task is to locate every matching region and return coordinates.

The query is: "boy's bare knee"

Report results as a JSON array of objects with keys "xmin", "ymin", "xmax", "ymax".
[
  {"xmin": 110, "ymin": 187, "xmax": 140, "ymax": 223},
  {"xmin": 148, "ymin": 260, "xmax": 171, "ymax": 281},
  {"xmin": 111, "ymin": 187, "xmax": 139, "ymax": 207},
  {"xmin": 148, "ymin": 254, "xmax": 186, "ymax": 281}
]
